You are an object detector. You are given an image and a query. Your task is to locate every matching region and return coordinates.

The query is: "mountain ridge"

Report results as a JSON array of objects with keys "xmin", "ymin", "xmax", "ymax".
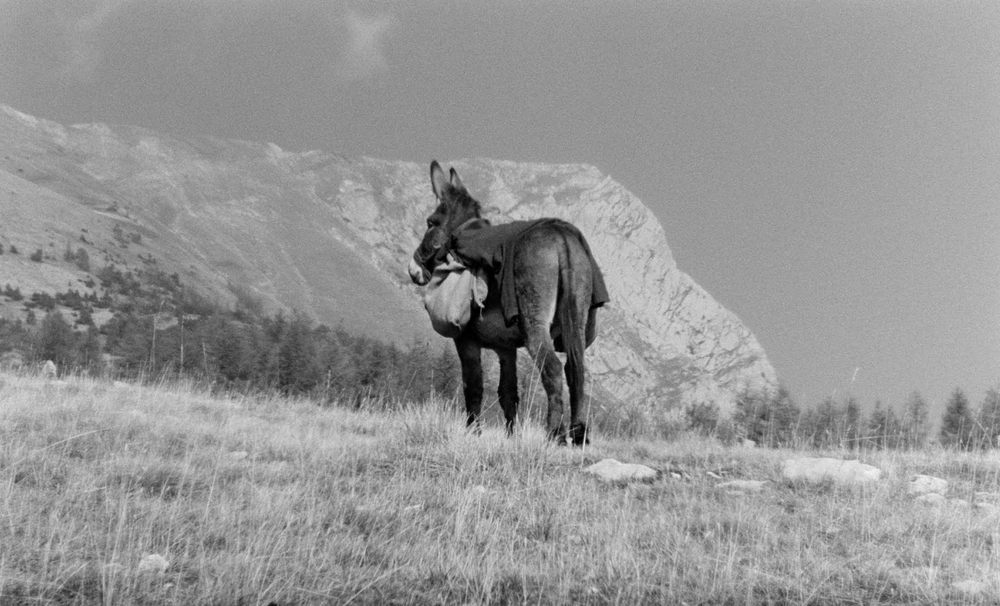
[{"xmin": 0, "ymin": 104, "xmax": 776, "ymax": 412}]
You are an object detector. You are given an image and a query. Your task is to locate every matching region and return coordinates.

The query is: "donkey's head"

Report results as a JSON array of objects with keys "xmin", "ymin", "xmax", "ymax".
[{"xmin": 408, "ymin": 160, "xmax": 482, "ymax": 285}]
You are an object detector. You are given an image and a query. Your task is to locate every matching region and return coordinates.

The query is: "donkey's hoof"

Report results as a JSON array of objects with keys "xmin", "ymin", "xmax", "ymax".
[
  {"xmin": 548, "ymin": 425, "xmax": 569, "ymax": 445},
  {"xmin": 569, "ymin": 422, "xmax": 590, "ymax": 446}
]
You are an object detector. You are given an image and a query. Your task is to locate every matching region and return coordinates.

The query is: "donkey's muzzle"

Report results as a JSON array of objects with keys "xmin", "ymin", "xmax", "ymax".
[{"xmin": 408, "ymin": 256, "xmax": 430, "ymax": 285}]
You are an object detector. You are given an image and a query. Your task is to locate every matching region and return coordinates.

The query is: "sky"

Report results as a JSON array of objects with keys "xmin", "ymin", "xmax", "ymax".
[{"xmin": 1, "ymin": 0, "xmax": 998, "ymax": 412}]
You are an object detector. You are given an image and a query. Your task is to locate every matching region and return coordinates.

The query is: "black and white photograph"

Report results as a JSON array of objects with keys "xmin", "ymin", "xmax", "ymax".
[{"xmin": 0, "ymin": 1, "xmax": 998, "ymax": 603}]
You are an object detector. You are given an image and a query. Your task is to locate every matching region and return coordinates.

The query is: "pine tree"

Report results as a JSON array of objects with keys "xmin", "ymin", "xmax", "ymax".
[
  {"xmin": 75, "ymin": 248, "xmax": 90, "ymax": 272},
  {"xmin": 940, "ymin": 388, "xmax": 975, "ymax": 449},
  {"xmin": 867, "ymin": 400, "xmax": 888, "ymax": 449},
  {"xmin": 844, "ymin": 397, "xmax": 862, "ymax": 449},
  {"xmin": 36, "ymin": 310, "xmax": 75, "ymax": 368},
  {"xmin": 884, "ymin": 405, "xmax": 904, "ymax": 449},
  {"xmin": 977, "ymin": 387, "xmax": 1000, "ymax": 449},
  {"xmin": 810, "ymin": 397, "xmax": 841, "ymax": 448},
  {"xmin": 734, "ymin": 385, "xmax": 799, "ymax": 447},
  {"xmin": 76, "ymin": 325, "xmax": 103, "ymax": 373},
  {"xmin": 207, "ymin": 316, "xmax": 255, "ymax": 385},
  {"xmin": 276, "ymin": 313, "xmax": 318, "ymax": 394},
  {"xmin": 901, "ymin": 391, "xmax": 930, "ymax": 449}
]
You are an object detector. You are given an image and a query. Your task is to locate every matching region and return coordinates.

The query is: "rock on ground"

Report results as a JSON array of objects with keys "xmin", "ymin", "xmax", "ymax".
[
  {"xmin": 908, "ymin": 474, "xmax": 948, "ymax": 496},
  {"xmin": 951, "ymin": 579, "xmax": 990, "ymax": 596},
  {"xmin": 717, "ymin": 480, "xmax": 769, "ymax": 493},
  {"xmin": 915, "ymin": 493, "xmax": 948, "ymax": 506},
  {"xmin": 584, "ymin": 459, "xmax": 658, "ymax": 484},
  {"xmin": 137, "ymin": 554, "xmax": 169, "ymax": 575},
  {"xmin": 41, "ymin": 360, "xmax": 57, "ymax": 378},
  {"xmin": 781, "ymin": 457, "xmax": 881, "ymax": 486}
]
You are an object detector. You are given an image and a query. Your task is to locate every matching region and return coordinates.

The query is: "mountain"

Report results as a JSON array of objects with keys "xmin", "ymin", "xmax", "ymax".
[{"xmin": 0, "ymin": 104, "xmax": 776, "ymax": 412}]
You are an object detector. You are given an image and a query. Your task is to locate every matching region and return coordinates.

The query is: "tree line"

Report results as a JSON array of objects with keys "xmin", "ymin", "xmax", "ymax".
[
  {"xmin": 730, "ymin": 384, "xmax": 1000, "ymax": 451},
  {"xmin": 0, "ymin": 259, "xmax": 460, "ymax": 406}
]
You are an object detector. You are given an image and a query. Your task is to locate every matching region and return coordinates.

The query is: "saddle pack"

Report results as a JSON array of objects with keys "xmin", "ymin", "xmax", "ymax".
[{"xmin": 422, "ymin": 255, "xmax": 488, "ymax": 338}]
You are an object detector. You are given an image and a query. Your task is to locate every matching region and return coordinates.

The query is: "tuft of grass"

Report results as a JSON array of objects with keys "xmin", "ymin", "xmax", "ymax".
[{"xmin": 1, "ymin": 370, "xmax": 999, "ymax": 604}]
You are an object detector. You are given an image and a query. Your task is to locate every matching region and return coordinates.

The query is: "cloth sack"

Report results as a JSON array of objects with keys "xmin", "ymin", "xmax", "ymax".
[{"xmin": 423, "ymin": 256, "xmax": 488, "ymax": 338}]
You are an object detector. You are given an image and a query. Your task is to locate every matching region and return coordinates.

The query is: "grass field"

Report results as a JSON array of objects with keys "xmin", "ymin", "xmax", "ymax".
[{"xmin": 1, "ymin": 371, "xmax": 999, "ymax": 605}]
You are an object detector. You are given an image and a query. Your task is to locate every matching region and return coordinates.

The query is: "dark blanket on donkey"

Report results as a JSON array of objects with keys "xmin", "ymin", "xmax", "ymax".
[{"xmin": 450, "ymin": 218, "xmax": 609, "ymax": 326}]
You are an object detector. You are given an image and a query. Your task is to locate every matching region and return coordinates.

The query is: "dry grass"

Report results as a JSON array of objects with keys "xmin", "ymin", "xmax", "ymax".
[{"xmin": 1, "ymin": 371, "xmax": 999, "ymax": 605}]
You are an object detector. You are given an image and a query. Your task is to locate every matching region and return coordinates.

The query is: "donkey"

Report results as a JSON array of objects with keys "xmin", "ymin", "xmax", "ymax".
[{"xmin": 408, "ymin": 161, "xmax": 607, "ymax": 445}]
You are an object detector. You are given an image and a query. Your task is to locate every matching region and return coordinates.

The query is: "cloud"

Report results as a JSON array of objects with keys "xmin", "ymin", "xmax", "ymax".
[
  {"xmin": 59, "ymin": 0, "xmax": 134, "ymax": 83},
  {"xmin": 334, "ymin": 8, "xmax": 396, "ymax": 82},
  {"xmin": 0, "ymin": 1, "xmax": 127, "ymax": 90},
  {"xmin": 0, "ymin": 0, "xmax": 397, "ymax": 97}
]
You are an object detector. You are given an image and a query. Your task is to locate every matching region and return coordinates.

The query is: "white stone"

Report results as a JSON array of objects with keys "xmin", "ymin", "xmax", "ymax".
[
  {"xmin": 915, "ymin": 493, "xmax": 947, "ymax": 506},
  {"xmin": 908, "ymin": 474, "xmax": 948, "ymax": 496},
  {"xmin": 137, "ymin": 553, "xmax": 169, "ymax": 575},
  {"xmin": 781, "ymin": 457, "xmax": 881, "ymax": 486},
  {"xmin": 951, "ymin": 580, "xmax": 989, "ymax": 595},
  {"xmin": 584, "ymin": 458, "xmax": 657, "ymax": 484},
  {"xmin": 717, "ymin": 480, "xmax": 768, "ymax": 492},
  {"xmin": 41, "ymin": 360, "xmax": 57, "ymax": 378}
]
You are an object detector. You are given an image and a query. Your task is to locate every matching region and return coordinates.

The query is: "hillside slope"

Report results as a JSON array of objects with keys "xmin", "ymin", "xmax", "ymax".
[
  {"xmin": 0, "ymin": 104, "xmax": 776, "ymax": 410},
  {"xmin": 2, "ymin": 372, "xmax": 996, "ymax": 604}
]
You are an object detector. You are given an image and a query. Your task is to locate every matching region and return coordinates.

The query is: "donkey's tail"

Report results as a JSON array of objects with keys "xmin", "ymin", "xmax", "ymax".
[{"xmin": 557, "ymin": 231, "xmax": 587, "ymax": 442}]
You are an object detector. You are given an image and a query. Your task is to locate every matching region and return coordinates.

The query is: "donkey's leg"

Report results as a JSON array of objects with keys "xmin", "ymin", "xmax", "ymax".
[
  {"xmin": 566, "ymin": 297, "xmax": 593, "ymax": 446},
  {"xmin": 497, "ymin": 348, "xmax": 519, "ymax": 436},
  {"xmin": 512, "ymin": 233, "xmax": 566, "ymax": 442},
  {"xmin": 454, "ymin": 337, "xmax": 483, "ymax": 433},
  {"xmin": 521, "ymin": 319, "xmax": 567, "ymax": 443},
  {"xmin": 565, "ymin": 322, "xmax": 589, "ymax": 446}
]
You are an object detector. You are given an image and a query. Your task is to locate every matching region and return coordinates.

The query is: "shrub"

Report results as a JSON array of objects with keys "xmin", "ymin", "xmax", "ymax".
[
  {"xmin": 74, "ymin": 248, "xmax": 90, "ymax": 272},
  {"xmin": 3, "ymin": 284, "xmax": 23, "ymax": 301},
  {"xmin": 685, "ymin": 401, "xmax": 720, "ymax": 436}
]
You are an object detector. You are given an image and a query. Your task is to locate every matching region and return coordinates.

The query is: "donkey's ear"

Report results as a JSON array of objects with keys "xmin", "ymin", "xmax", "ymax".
[
  {"xmin": 430, "ymin": 161, "xmax": 449, "ymax": 200},
  {"xmin": 449, "ymin": 168, "xmax": 467, "ymax": 194}
]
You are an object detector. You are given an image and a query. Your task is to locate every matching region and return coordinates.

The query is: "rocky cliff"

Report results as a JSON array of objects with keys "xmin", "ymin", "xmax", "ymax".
[{"xmin": 0, "ymin": 105, "xmax": 776, "ymax": 411}]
